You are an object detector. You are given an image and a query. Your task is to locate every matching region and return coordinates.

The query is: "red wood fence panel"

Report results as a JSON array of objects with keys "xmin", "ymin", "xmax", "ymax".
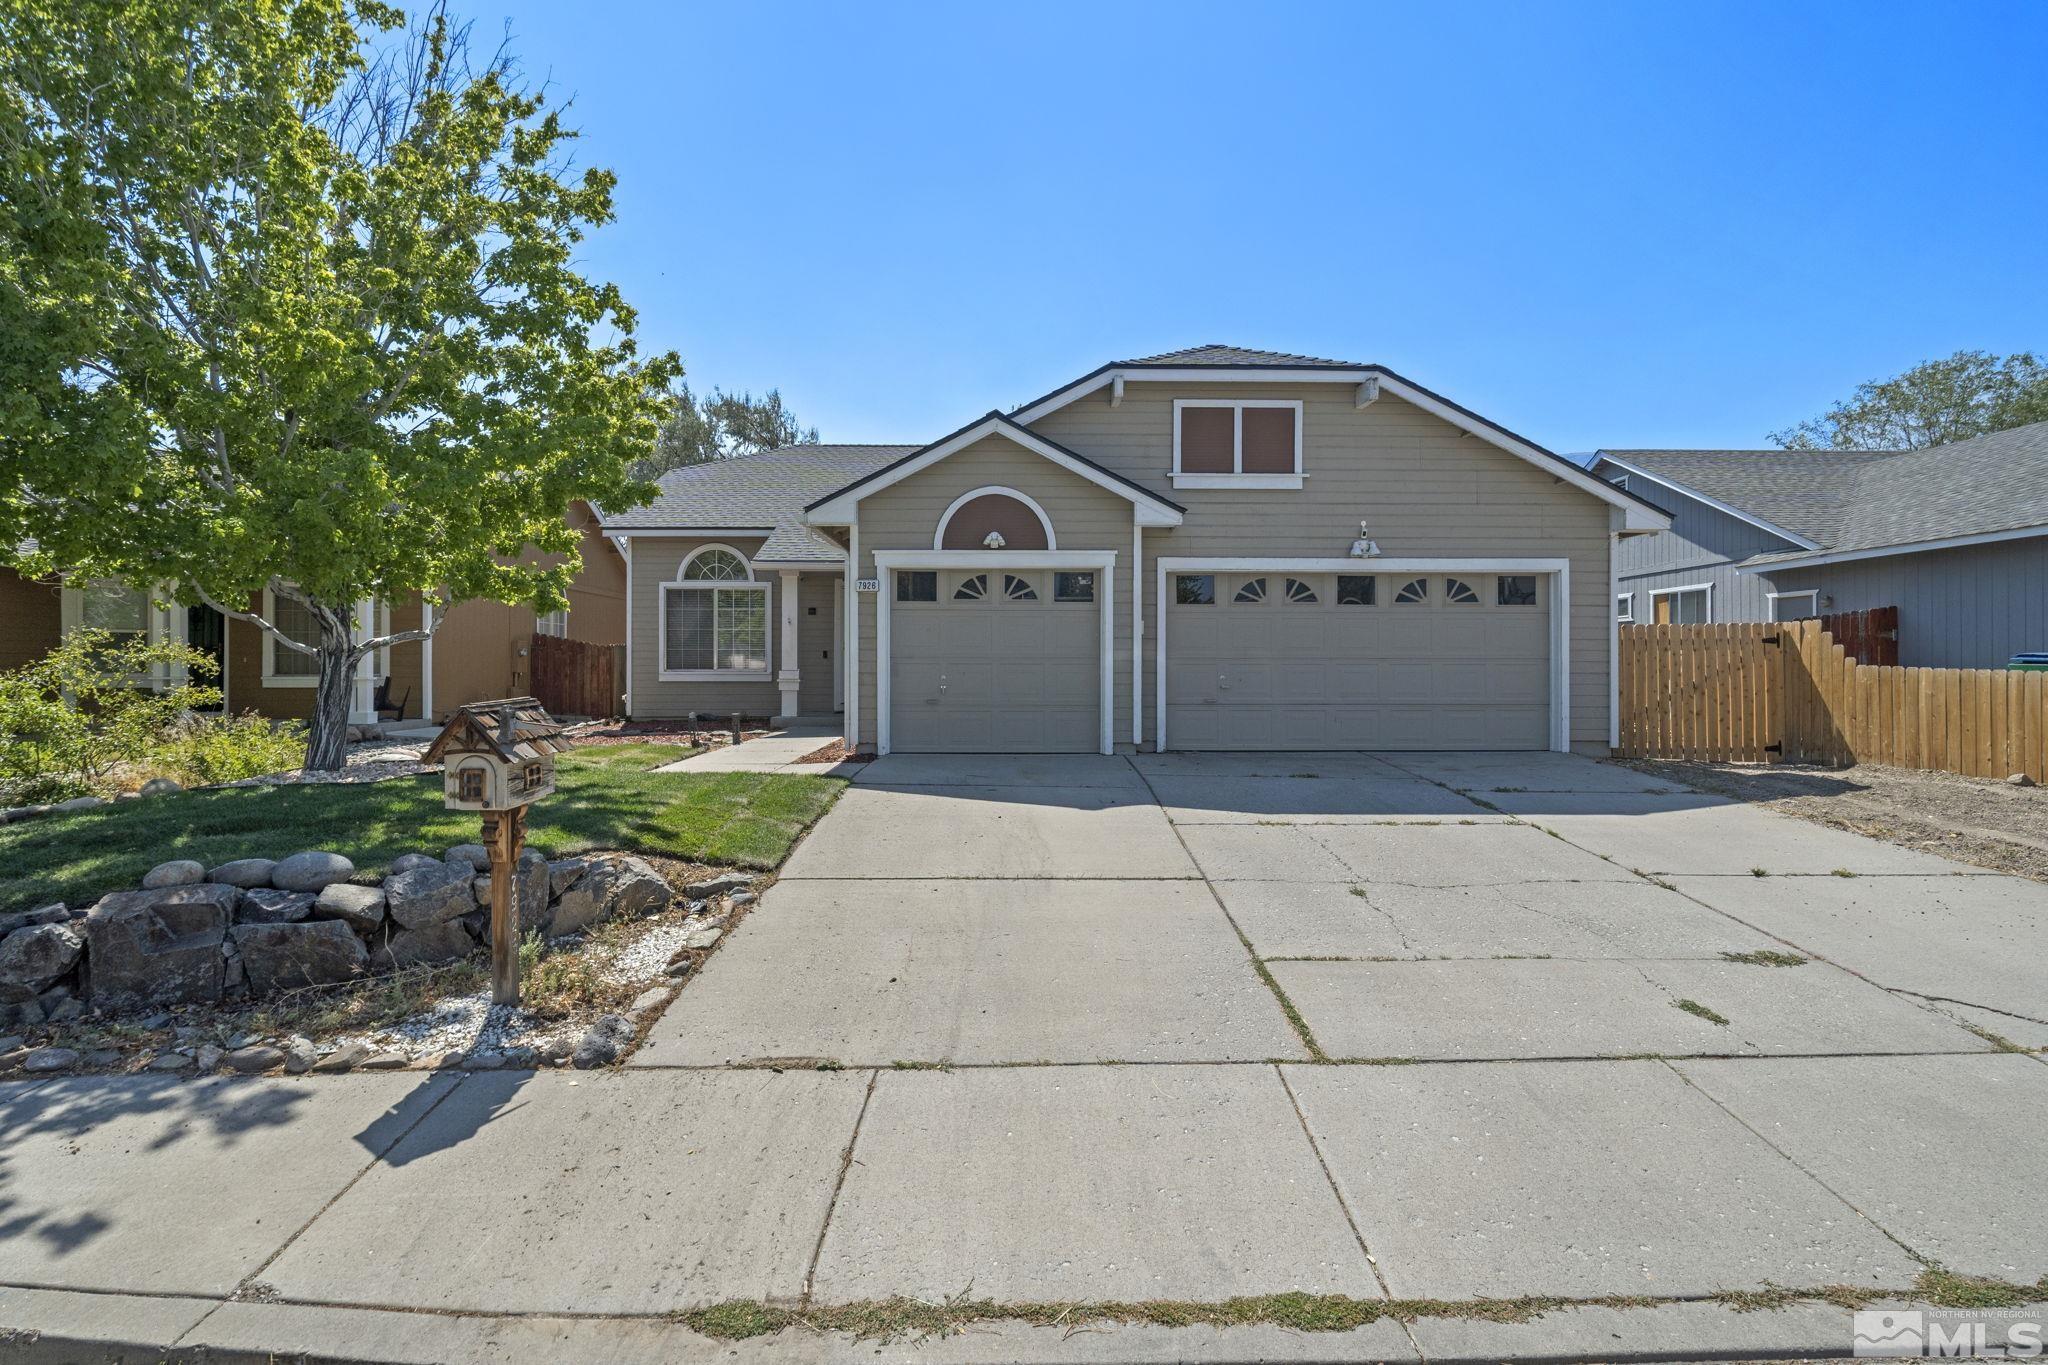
[{"xmin": 529, "ymin": 634, "xmax": 624, "ymax": 719}]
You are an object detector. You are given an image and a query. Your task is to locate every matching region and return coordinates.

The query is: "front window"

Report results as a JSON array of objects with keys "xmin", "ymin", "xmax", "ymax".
[
  {"xmin": 1771, "ymin": 592, "xmax": 1818, "ymax": 622},
  {"xmin": 536, "ymin": 608, "xmax": 569, "ymax": 637},
  {"xmin": 81, "ymin": 580, "xmax": 149, "ymax": 647},
  {"xmin": 1655, "ymin": 587, "xmax": 1710, "ymax": 625},
  {"xmin": 663, "ymin": 547, "xmax": 768, "ymax": 675},
  {"xmin": 267, "ymin": 590, "xmax": 321, "ymax": 678},
  {"xmin": 1172, "ymin": 400, "xmax": 1303, "ymax": 484}
]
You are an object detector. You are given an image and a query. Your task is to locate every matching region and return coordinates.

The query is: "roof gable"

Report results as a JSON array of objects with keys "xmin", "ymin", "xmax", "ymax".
[{"xmin": 804, "ymin": 411, "xmax": 1185, "ymax": 528}]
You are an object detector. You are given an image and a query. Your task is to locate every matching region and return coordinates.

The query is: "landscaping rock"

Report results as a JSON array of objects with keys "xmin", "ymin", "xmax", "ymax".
[
  {"xmin": 683, "ymin": 871, "xmax": 752, "ymax": 900},
  {"xmin": 443, "ymin": 843, "xmax": 491, "ymax": 871},
  {"xmin": 625, "ymin": 986, "xmax": 671, "ymax": 1019},
  {"xmin": 52, "ymin": 796, "xmax": 104, "ymax": 813},
  {"xmin": 14, "ymin": 1001, "xmax": 44, "ymax": 1026},
  {"xmin": 0, "ymin": 904, "xmax": 71, "ymax": 937},
  {"xmin": 272, "ymin": 850, "xmax": 355, "ymax": 893},
  {"xmin": 536, "ymin": 1037, "xmax": 574, "ymax": 1063},
  {"xmin": 680, "ymin": 923, "xmax": 722, "ymax": 950},
  {"xmin": 384, "ymin": 861, "xmax": 476, "ymax": 930},
  {"xmin": 146, "ymin": 1052, "xmax": 191, "ymax": 1072},
  {"xmin": 196, "ymin": 1043, "xmax": 224, "ymax": 1070},
  {"xmin": 22, "ymin": 1047, "xmax": 79, "ymax": 1073},
  {"xmin": 358, "ymin": 1052, "xmax": 408, "ymax": 1071},
  {"xmin": 548, "ymin": 858, "xmax": 589, "ymax": 898},
  {"xmin": 45, "ymin": 997, "xmax": 84, "ymax": 1023},
  {"xmin": 458, "ymin": 910, "xmax": 488, "ymax": 943},
  {"xmin": 572, "ymin": 1014, "xmax": 635, "ymax": 1069},
  {"xmin": 0, "ymin": 1046, "xmax": 28, "ymax": 1069},
  {"xmin": 729, "ymin": 891, "xmax": 757, "ymax": 908},
  {"xmin": 283, "ymin": 1037, "xmax": 319, "ymax": 1074},
  {"xmin": 237, "ymin": 889, "xmax": 316, "ymax": 924},
  {"xmin": 139, "ymin": 1012, "xmax": 173, "ymax": 1030},
  {"xmin": 141, "ymin": 859, "xmax": 206, "ymax": 889},
  {"xmin": 209, "ymin": 858, "xmax": 277, "ymax": 889},
  {"xmin": 374, "ymin": 921, "xmax": 474, "ymax": 970},
  {"xmin": 471, "ymin": 874, "xmax": 492, "ymax": 908},
  {"xmin": 313, "ymin": 883, "xmax": 386, "ymax": 933},
  {"xmin": 225, "ymin": 1045, "xmax": 286, "ymax": 1073},
  {"xmin": 2009, "ymin": 772, "xmax": 2037, "ymax": 787},
  {"xmin": 463, "ymin": 1049, "xmax": 506, "ymax": 1070},
  {"xmin": 387, "ymin": 852, "xmax": 443, "ymax": 876},
  {"xmin": 310, "ymin": 1041, "xmax": 373, "ymax": 1074},
  {"xmin": 552, "ymin": 855, "xmax": 672, "ymax": 935},
  {"xmin": 0, "ymin": 923, "xmax": 84, "ymax": 994},
  {"xmin": 138, "ymin": 777, "xmax": 183, "ymax": 797},
  {"xmin": 85, "ymin": 883, "xmax": 237, "ymax": 1007},
  {"xmin": 230, "ymin": 920, "xmax": 369, "ymax": 995},
  {"xmin": 0, "ymin": 1035, "xmax": 21, "ymax": 1054}
]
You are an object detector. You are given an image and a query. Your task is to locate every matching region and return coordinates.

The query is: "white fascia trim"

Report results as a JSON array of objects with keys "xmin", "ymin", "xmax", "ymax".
[
  {"xmin": 1152, "ymin": 557, "xmax": 1574, "ymax": 754},
  {"xmin": 846, "ymin": 523, "xmax": 860, "ymax": 749},
  {"xmin": 1736, "ymin": 521, "xmax": 2048, "ymax": 572},
  {"xmin": 1593, "ymin": 455, "xmax": 1820, "ymax": 550},
  {"xmin": 1608, "ymin": 513, "xmax": 1621, "ymax": 749},
  {"xmin": 932, "ymin": 485, "xmax": 1058, "ymax": 550},
  {"xmin": 1013, "ymin": 367, "xmax": 1667, "ymax": 530},
  {"xmin": 805, "ymin": 416, "xmax": 1183, "ymax": 528},
  {"xmin": 1132, "ymin": 523, "xmax": 1144, "ymax": 748},
  {"xmin": 872, "ymin": 550, "xmax": 1118, "ymax": 757},
  {"xmin": 750, "ymin": 558, "xmax": 847, "ymax": 569}
]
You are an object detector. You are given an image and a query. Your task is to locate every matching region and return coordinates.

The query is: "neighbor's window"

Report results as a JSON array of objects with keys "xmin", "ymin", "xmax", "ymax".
[
  {"xmin": 1771, "ymin": 591, "xmax": 1819, "ymax": 622},
  {"xmin": 266, "ymin": 589, "xmax": 321, "ymax": 678},
  {"xmin": 1497, "ymin": 575, "xmax": 1538, "ymax": 607},
  {"xmin": 1175, "ymin": 574, "xmax": 1215, "ymax": 605},
  {"xmin": 81, "ymin": 580, "xmax": 149, "ymax": 649},
  {"xmin": 895, "ymin": 570, "xmax": 937, "ymax": 603},
  {"xmin": 1173, "ymin": 400, "xmax": 1302, "ymax": 480},
  {"xmin": 1336, "ymin": 575, "xmax": 1376, "ymax": 606},
  {"xmin": 535, "ymin": 607, "xmax": 569, "ymax": 637},
  {"xmin": 663, "ymin": 547, "xmax": 769, "ymax": 675},
  {"xmin": 1053, "ymin": 571, "xmax": 1095, "ymax": 603},
  {"xmin": 1615, "ymin": 593, "xmax": 1635, "ymax": 623},
  {"xmin": 1655, "ymin": 587, "xmax": 1710, "ymax": 625}
]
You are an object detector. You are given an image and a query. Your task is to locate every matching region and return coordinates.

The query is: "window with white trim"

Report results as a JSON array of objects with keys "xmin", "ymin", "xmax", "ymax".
[
  {"xmin": 264, "ymin": 588, "xmax": 321, "ymax": 681},
  {"xmin": 1615, "ymin": 592, "xmax": 1635, "ymax": 623},
  {"xmin": 1172, "ymin": 399, "xmax": 1303, "ymax": 486},
  {"xmin": 1654, "ymin": 586, "xmax": 1710, "ymax": 625},
  {"xmin": 661, "ymin": 547, "xmax": 769, "ymax": 676},
  {"xmin": 1770, "ymin": 590, "xmax": 1819, "ymax": 622},
  {"xmin": 80, "ymin": 580, "xmax": 149, "ymax": 648},
  {"xmin": 536, "ymin": 607, "xmax": 569, "ymax": 637}
]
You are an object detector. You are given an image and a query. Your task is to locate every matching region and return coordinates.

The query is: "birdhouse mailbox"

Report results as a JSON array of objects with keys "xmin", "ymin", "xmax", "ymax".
[
  {"xmin": 422, "ymin": 698, "xmax": 574, "ymax": 1006},
  {"xmin": 423, "ymin": 697, "xmax": 571, "ymax": 812}
]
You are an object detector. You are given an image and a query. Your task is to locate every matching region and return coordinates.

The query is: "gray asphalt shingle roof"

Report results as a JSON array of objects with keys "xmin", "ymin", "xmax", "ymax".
[
  {"xmin": 601, "ymin": 445, "xmax": 914, "ymax": 562},
  {"xmin": 1603, "ymin": 420, "xmax": 2048, "ymax": 563},
  {"xmin": 1120, "ymin": 344, "xmax": 1364, "ymax": 367}
]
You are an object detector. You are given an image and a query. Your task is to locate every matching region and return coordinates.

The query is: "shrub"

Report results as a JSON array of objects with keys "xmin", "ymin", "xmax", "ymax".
[
  {"xmin": 147, "ymin": 713, "xmax": 308, "ymax": 788},
  {"xmin": 0, "ymin": 628, "xmax": 227, "ymax": 803}
]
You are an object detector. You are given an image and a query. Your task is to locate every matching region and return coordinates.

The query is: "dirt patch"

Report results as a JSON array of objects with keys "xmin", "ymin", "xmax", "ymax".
[
  {"xmin": 1617, "ymin": 758, "xmax": 2048, "ymax": 882},
  {"xmin": 792, "ymin": 738, "xmax": 853, "ymax": 765},
  {"xmin": 570, "ymin": 719, "xmax": 772, "ymax": 750}
]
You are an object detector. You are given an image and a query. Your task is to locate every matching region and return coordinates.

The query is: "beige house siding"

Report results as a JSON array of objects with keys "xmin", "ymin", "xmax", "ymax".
[
  {"xmin": 1027, "ymin": 382, "xmax": 1615, "ymax": 752},
  {"xmin": 564, "ymin": 502, "xmax": 627, "ymax": 645},
  {"xmin": 850, "ymin": 434, "xmax": 1137, "ymax": 745}
]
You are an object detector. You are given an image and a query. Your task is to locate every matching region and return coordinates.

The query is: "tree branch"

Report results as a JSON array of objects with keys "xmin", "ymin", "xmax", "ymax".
[{"xmin": 191, "ymin": 583, "xmax": 318, "ymax": 655}]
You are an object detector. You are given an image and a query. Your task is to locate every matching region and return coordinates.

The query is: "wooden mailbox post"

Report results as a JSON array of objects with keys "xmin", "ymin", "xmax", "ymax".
[{"xmin": 422, "ymin": 697, "xmax": 573, "ymax": 1005}]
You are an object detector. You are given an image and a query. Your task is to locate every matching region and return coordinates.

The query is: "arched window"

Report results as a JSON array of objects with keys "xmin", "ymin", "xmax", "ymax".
[
  {"xmin": 1394, "ymin": 578, "xmax": 1429, "ymax": 605},
  {"xmin": 662, "ymin": 545, "xmax": 768, "ymax": 677},
  {"xmin": 1234, "ymin": 577, "xmax": 1268, "ymax": 604},
  {"xmin": 934, "ymin": 487, "xmax": 1055, "ymax": 550}
]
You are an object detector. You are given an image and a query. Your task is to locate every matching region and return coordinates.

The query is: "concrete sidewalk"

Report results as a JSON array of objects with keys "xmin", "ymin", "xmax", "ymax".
[{"xmin": 655, "ymin": 725, "xmax": 857, "ymax": 774}]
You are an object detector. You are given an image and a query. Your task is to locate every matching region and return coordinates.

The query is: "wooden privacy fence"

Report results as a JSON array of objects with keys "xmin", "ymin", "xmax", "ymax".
[
  {"xmin": 529, "ymin": 633, "xmax": 625, "ymax": 719},
  {"xmin": 1816, "ymin": 605, "xmax": 1899, "ymax": 666},
  {"xmin": 1617, "ymin": 619, "xmax": 2048, "ymax": 781}
]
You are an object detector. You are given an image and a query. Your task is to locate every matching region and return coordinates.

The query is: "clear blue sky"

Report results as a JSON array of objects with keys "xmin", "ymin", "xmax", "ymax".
[{"xmin": 476, "ymin": 1, "xmax": 2046, "ymax": 454}]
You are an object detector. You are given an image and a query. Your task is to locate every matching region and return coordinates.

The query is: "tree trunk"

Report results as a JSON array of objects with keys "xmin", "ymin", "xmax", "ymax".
[{"xmin": 304, "ymin": 612, "xmax": 359, "ymax": 773}]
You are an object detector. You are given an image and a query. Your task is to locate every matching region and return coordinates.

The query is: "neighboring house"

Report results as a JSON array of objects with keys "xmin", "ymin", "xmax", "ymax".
[
  {"xmin": 0, "ymin": 501, "xmax": 626, "ymax": 725},
  {"xmin": 1592, "ymin": 420, "xmax": 2048, "ymax": 668},
  {"xmin": 602, "ymin": 346, "xmax": 1669, "ymax": 755}
]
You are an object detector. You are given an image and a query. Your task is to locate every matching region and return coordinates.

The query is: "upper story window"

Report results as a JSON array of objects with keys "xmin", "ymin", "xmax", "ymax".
[{"xmin": 1172, "ymin": 399, "xmax": 1303, "ymax": 490}]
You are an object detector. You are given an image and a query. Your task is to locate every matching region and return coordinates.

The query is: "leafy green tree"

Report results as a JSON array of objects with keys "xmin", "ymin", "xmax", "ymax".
[
  {"xmin": 639, "ymin": 384, "xmax": 819, "ymax": 478},
  {"xmin": 0, "ymin": 0, "xmax": 679, "ymax": 770},
  {"xmin": 0, "ymin": 630, "xmax": 223, "ymax": 803},
  {"xmin": 1773, "ymin": 349, "xmax": 2048, "ymax": 450}
]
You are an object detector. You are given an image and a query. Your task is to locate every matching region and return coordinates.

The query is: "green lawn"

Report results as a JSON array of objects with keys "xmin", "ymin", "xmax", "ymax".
[{"xmin": 0, "ymin": 744, "xmax": 845, "ymax": 913}]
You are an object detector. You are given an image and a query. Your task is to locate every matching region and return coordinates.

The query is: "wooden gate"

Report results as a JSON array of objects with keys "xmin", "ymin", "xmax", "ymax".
[
  {"xmin": 1617, "ymin": 618, "xmax": 2048, "ymax": 781},
  {"xmin": 529, "ymin": 633, "xmax": 624, "ymax": 719}
]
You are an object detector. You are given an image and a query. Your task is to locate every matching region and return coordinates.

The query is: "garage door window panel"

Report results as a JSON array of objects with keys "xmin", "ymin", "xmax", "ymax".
[
  {"xmin": 1233, "ymin": 577, "xmax": 1268, "ymax": 604},
  {"xmin": 1175, "ymin": 574, "xmax": 1216, "ymax": 605},
  {"xmin": 896, "ymin": 571, "xmax": 938, "ymax": 603},
  {"xmin": 1003, "ymin": 574, "xmax": 1038, "ymax": 602},
  {"xmin": 1394, "ymin": 578, "xmax": 1429, "ymax": 605},
  {"xmin": 1445, "ymin": 578, "xmax": 1480, "ymax": 605},
  {"xmin": 1497, "ymin": 575, "xmax": 1539, "ymax": 607},
  {"xmin": 953, "ymin": 574, "xmax": 988, "ymax": 601},
  {"xmin": 1284, "ymin": 577, "xmax": 1318, "ymax": 604},
  {"xmin": 1054, "ymin": 571, "xmax": 1095, "ymax": 603},
  {"xmin": 1337, "ymin": 575, "xmax": 1376, "ymax": 606}
]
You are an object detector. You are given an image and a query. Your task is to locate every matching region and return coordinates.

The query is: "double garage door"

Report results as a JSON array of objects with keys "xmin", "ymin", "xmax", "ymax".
[
  {"xmin": 886, "ymin": 565, "xmax": 1552, "ymax": 753},
  {"xmin": 1165, "ymin": 570, "xmax": 1551, "ymax": 750}
]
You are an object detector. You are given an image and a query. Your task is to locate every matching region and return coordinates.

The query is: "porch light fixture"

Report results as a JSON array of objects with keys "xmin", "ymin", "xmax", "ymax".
[
  {"xmin": 1348, "ymin": 520, "xmax": 1382, "ymax": 558},
  {"xmin": 983, "ymin": 531, "xmax": 1006, "ymax": 549}
]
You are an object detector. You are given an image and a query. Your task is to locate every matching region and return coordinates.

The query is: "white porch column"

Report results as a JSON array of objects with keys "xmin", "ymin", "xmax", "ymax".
[
  {"xmin": 349, "ymin": 598, "xmax": 379, "ymax": 724},
  {"xmin": 775, "ymin": 570, "xmax": 801, "ymax": 722}
]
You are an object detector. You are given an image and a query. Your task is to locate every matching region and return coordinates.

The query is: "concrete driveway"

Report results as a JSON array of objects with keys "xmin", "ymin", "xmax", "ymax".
[{"xmin": 7, "ymin": 750, "xmax": 2046, "ymax": 1363}]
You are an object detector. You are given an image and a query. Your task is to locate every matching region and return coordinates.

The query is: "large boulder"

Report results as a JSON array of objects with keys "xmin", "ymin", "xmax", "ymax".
[
  {"xmin": 550, "ymin": 856, "xmax": 671, "ymax": 936},
  {"xmin": 314, "ymin": 883, "xmax": 386, "ymax": 933},
  {"xmin": 443, "ymin": 844, "xmax": 491, "ymax": 871},
  {"xmin": 384, "ymin": 862, "xmax": 475, "ymax": 930},
  {"xmin": 208, "ymin": 858, "xmax": 277, "ymax": 889},
  {"xmin": 230, "ymin": 921, "xmax": 368, "ymax": 995},
  {"xmin": 548, "ymin": 858, "xmax": 589, "ymax": 898},
  {"xmin": 271, "ymin": 851, "xmax": 355, "ymax": 893},
  {"xmin": 387, "ymin": 853, "xmax": 442, "ymax": 877},
  {"xmin": 0, "ymin": 924, "xmax": 84, "ymax": 995},
  {"xmin": 141, "ymin": 859, "xmax": 205, "ymax": 890},
  {"xmin": 0, "ymin": 904, "xmax": 72, "ymax": 937},
  {"xmin": 472, "ymin": 850, "xmax": 552, "ymax": 939},
  {"xmin": 84, "ymin": 883, "xmax": 237, "ymax": 1007},
  {"xmin": 374, "ymin": 921, "xmax": 474, "ymax": 970},
  {"xmin": 237, "ymin": 889, "xmax": 315, "ymax": 924}
]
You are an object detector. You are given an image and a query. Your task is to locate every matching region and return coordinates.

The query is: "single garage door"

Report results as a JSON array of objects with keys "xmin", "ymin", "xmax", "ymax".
[
  {"xmin": 1164, "ymin": 570, "xmax": 1550, "ymax": 750},
  {"xmin": 890, "ymin": 567, "xmax": 1100, "ymax": 752}
]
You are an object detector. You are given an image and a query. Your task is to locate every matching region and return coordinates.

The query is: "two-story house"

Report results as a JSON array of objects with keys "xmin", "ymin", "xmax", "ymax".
[{"xmin": 599, "ymin": 346, "xmax": 1669, "ymax": 755}]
